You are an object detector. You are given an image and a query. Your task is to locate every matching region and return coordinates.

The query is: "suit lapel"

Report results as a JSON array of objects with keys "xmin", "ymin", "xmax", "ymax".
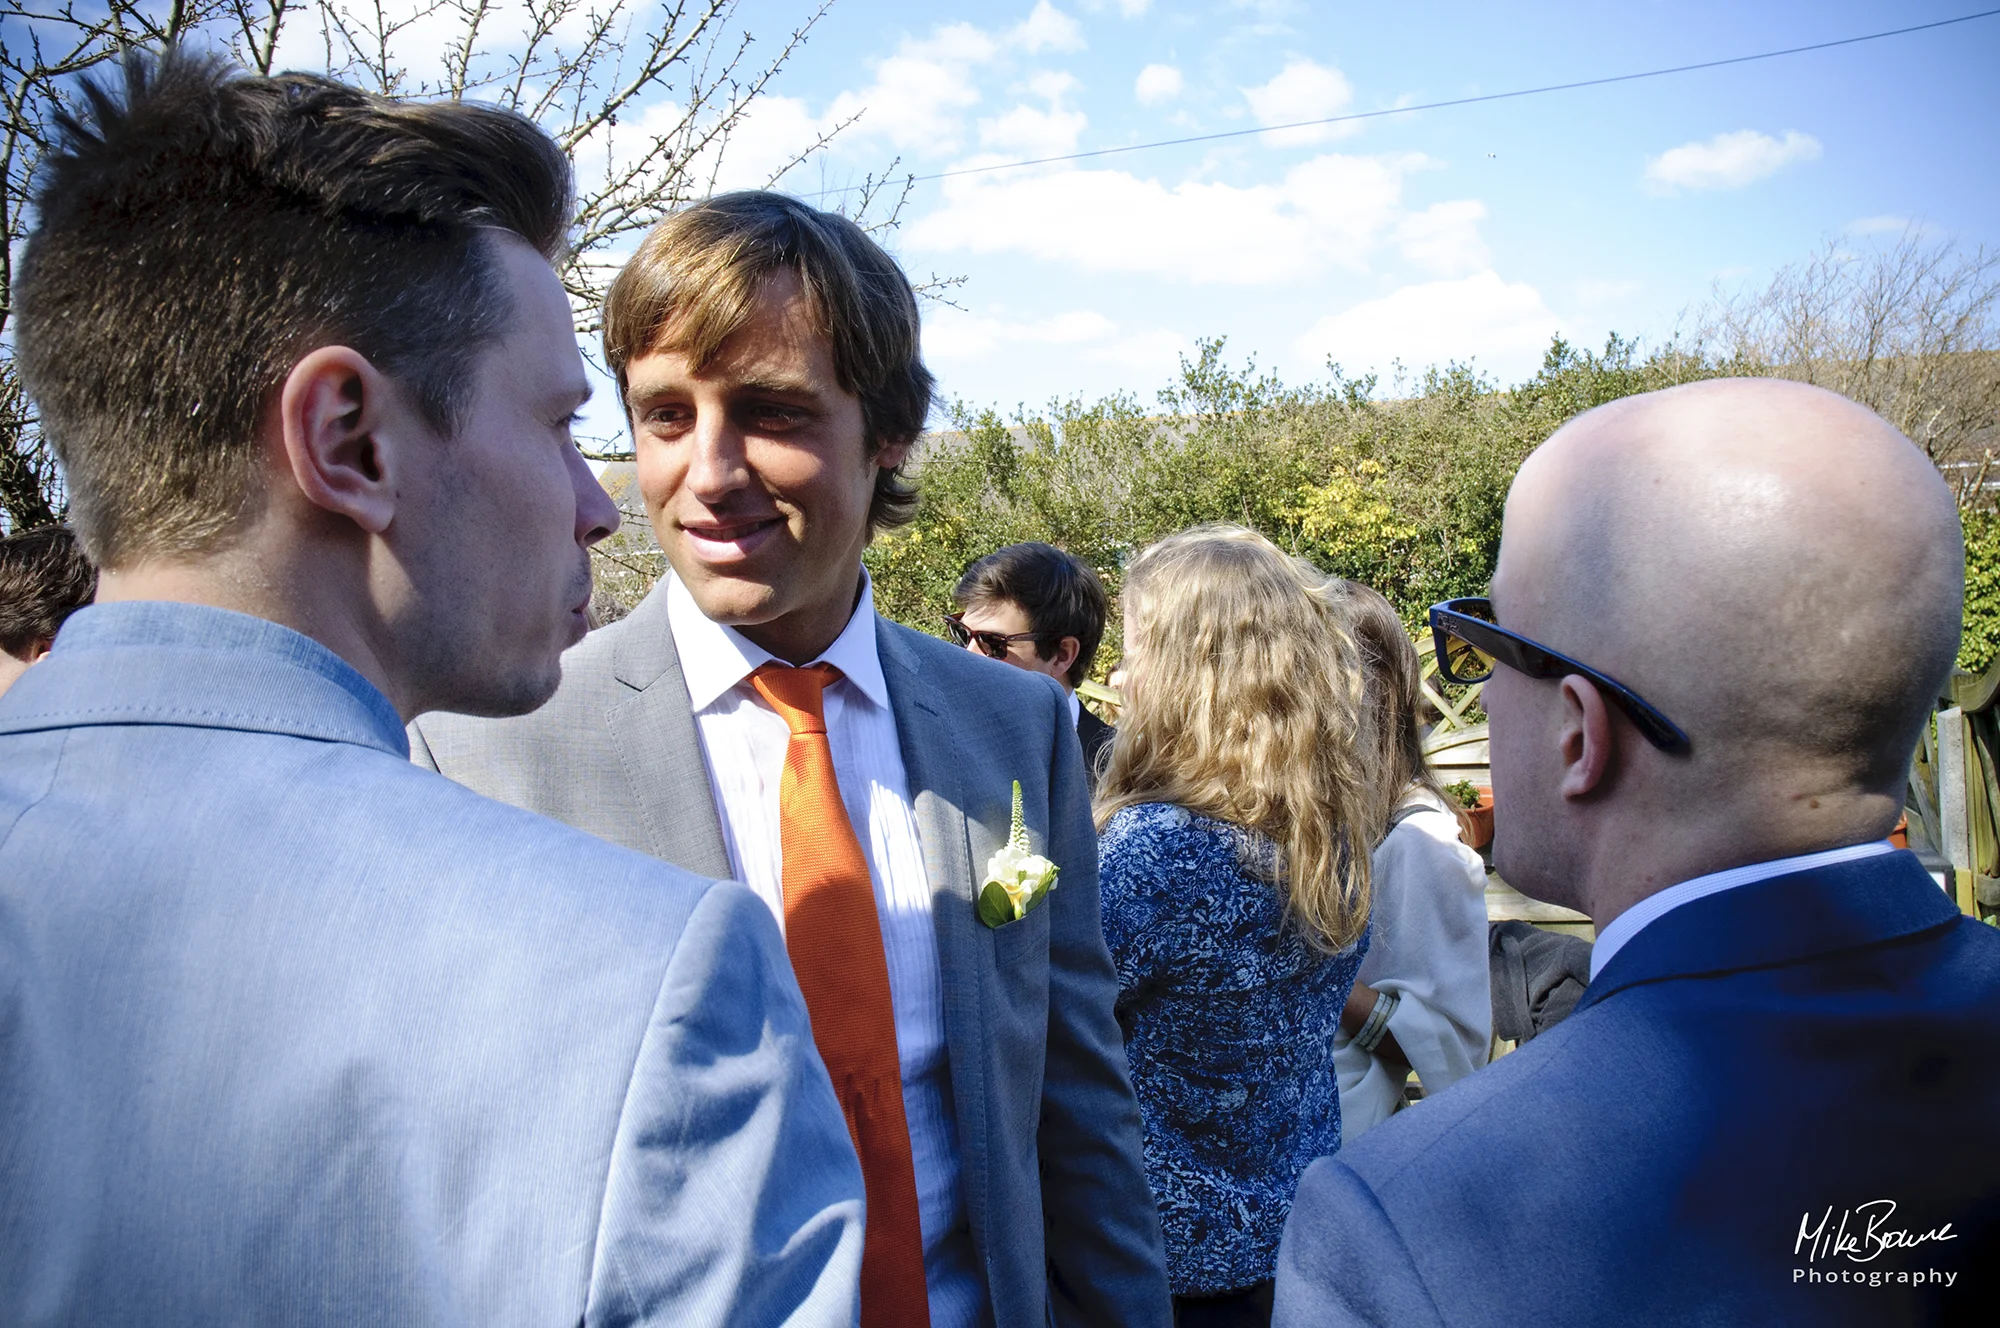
[
  {"xmin": 876, "ymin": 619, "xmax": 996, "ymax": 1256},
  {"xmin": 1581, "ymin": 852, "xmax": 1961, "ymax": 1010},
  {"xmin": 604, "ymin": 587, "xmax": 733, "ymax": 880}
]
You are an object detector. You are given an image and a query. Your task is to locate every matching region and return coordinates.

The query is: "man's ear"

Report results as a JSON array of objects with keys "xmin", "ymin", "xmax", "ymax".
[
  {"xmin": 1557, "ymin": 674, "xmax": 1617, "ymax": 800},
  {"xmin": 1050, "ymin": 634, "xmax": 1082, "ymax": 679},
  {"xmin": 275, "ymin": 347, "xmax": 413, "ymax": 535},
  {"xmin": 872, "ymin": 436, "xmax": 913, "ymax": 472}
]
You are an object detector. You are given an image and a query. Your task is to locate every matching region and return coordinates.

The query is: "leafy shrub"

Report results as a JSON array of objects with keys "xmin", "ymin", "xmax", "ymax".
[
  {"xmin": 1443, "ymin": 779, "xmax": 1483, "ymax": 810},
  {"xmin": 867, "ymin": 332, "xmax": 1739, "ymax": 675},
  {"xmin": 1961, "ymin": 507, "xmax": 2000, "ymax": 675}
]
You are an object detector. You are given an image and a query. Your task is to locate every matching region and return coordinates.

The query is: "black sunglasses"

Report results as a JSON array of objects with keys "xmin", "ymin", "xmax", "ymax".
[
  {"xmin": 943, "ymin": 613, "xmax": 1046, "ymax": 660},
  {"xmin": 1428, "ymin": 598, "xmax": 1691, "ymax": 755}
]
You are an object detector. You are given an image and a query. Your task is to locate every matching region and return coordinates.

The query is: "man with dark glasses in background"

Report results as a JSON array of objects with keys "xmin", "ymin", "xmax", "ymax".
[
  {"xmin": 1278, "ymin": 378, "xmax": 2000, "ymax": 1325},
  {"xmin": 950, "ymin": 543, "xmax": 1116, "ymax": 787}
]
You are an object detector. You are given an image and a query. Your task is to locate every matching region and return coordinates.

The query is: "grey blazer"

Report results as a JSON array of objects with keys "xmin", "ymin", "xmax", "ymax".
[{"xmin": 412, "ymin": 584, "xmax": 1172, "ymax": 1328}]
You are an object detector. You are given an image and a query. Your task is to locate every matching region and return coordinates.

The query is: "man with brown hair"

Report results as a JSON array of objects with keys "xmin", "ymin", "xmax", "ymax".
[
  {"xmin": 1, "ymin": 53, "xmax": 861, "ymax": 1323},
  {"xmin": 0, "ymin": 525, "xmax": 96, "ymax": 698},
  {"xmin": 415, "ymin": 191, "xmax": 1172, "ymax": 1328},
  {"xmin": 949, "ymin": 542, "xmax": 1115, "ymax": 786}
]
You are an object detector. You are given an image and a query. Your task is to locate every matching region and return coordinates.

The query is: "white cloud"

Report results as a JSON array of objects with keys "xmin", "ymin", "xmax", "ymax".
[
  {"xmin": 1846, "ymin": 214, "xmax": 1914, "ymax": 236},
  {"xmin": 570, "ymin": 88, "xmax": 825, "ymax": 202},
  {"xmin": 826, "ymin": 45, "xmax": 989, "ymax": 152},
  {"xmin": 1082, "ymin": 326, "xmax": 1191, "ymax": 373},
  {"xmin": 909, "ymin": 20, "xmax": 1005, "ymax": 63},
  {"xmin": 918, "ymin": 170, "xmax": 1320, "ymax": 284},
  {"xmin": 695, "ymin": 95, "xmax": 830, "ymax": 191},
  {"xmin": 924, "ymin": 308, "xmax": 1118, "ymax": 358},
  {"xmin": 1396, "ymin": 199, "xmax": 1489, "ymax": 275},
  {"xmin": 1026, "ymin": 69, "xmax": 1081, "ymax": 101},
  {"xmin": 1013, "ymin": 1, "xmax": 1086, "ymax": 53},
  {"xmin": 1643, "ymin": 129, "xmax": 1821, "ymax": 194},
  {"xmin": 922, "ymin": 307, "xmax": 1188, "ymax": 380},
  {"xmin": 908, "ymin": 151, "xmax": 1436, "ymax": 284},
  {"xmin": 822, "ymin": 10, "xmax": 1091, "ymax": 154},
  {"xmin": 1286, "ymin": 153, "xmax": 1431, "ymax": 251},
  {"xmin": 1243, "ymin": 57, "xmax": 1357, "ymax": 146},
  {"xmin": 979, "ymin": 103, "xmax": 1089, "ymax": 158},
  {"xmin": 1135, "ymin": 63, "xmax": 1184, "ymax": 105},
  {"xmin": 1295, "ymin": 272, "xmax": 1563, "ymax": 379},
  {"xmin": 1228, "ymin": 0, "xmax": 1304, "ymax": 18},
  {"xmin": 975, "ymin": 67, "xmax": 1087, "ymax": 160},
  {"xmin": 1082, "ymin": 0, "xmax": 1153, "ymax": 14}
]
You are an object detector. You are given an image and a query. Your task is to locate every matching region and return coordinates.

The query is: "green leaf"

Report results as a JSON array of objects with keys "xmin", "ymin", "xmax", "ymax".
[
  {"xmin": 1023, "ymin": 875, "xmax": 1056, "ymax": 916},
  {"xmin": 978, "ymin": 880, "xmax": 1018, "ymax": 928}
]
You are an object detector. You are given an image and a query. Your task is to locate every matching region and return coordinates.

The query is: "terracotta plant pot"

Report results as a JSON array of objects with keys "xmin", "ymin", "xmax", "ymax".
[
  {"xmin": 1890, "ymin": 813, "xmax": 1908, "ymax": 850},
  {"xmin": 1454, "ymin": 789, "xmax": 1494, "ymax": 850}
]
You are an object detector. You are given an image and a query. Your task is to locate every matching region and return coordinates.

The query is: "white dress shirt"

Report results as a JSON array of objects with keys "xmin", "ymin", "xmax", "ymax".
[
  {"xmin": 1334, "ymin": 788, "xmax": 1493, "ymax": 1137},
  {"xmin": 1588, "ymin": 840, "xmax": 1901, "ymax": 981},
  {"xmin": 666, "ymin": 572, "xmax": 986, "ymax": 1328}
]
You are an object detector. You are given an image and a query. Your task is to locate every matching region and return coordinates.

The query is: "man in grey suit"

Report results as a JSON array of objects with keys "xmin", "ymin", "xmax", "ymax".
[
  {"xmin": 0, "ymin": 53, "xmax": 861, "ymax": 1324},
  {"xmin": 413, "ymin": 192, "xmax": 1172, "ymax": 1328}
]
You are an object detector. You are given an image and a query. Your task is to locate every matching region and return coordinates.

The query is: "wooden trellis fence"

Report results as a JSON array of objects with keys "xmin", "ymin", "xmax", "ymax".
[
  {"xmin": 1911, "ymin": 663, "xmax": 2000, "ymax": 925},
  {"xmin": 1415, "ymin": 631, "xmax": 1486, "ymax": 756}
]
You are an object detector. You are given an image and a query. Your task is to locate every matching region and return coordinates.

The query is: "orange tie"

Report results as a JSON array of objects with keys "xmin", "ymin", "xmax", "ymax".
[{"xmin": 750, "ymin": 663, "xmax": 931, "ymax": 1328}]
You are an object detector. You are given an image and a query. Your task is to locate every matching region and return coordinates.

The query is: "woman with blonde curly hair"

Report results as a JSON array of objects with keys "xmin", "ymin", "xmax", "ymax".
[{"xmin": 1095, "ymin": 524, "xmax": 1377, "ymax": 1326}]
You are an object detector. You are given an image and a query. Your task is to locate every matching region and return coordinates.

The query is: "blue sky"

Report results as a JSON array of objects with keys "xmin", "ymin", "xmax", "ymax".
[{"xmin": 581, "ymin": 0, "xmax": 2000, "ymax": 435}]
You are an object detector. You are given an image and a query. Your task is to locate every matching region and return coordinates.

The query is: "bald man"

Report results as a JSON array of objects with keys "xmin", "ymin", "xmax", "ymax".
[{"xmin": 1275, "ymin": 380, "xmax": 2000, "ymax": 1327}]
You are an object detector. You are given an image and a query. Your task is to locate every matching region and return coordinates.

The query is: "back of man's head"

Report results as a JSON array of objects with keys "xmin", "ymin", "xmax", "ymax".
[
  {"xmin": 1490, "ymin": 378, "xmax": 1962, "ymax": 902},
  {"xmin": 954, "ymin": 543, "xmax": 1109, "ymax": 689},
  {"xmin": 0, "ymin": 526, "xmax": 96, "ymax": 660},
  {"xmin": 15, "ymin": 49, "xmax": 573, "ymax": 570}
]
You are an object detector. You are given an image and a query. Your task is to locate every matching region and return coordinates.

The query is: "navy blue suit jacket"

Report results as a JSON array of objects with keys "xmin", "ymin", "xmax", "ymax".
[{"xmin": 1275, "ymin": 852, "xmax": 2000, "ymax": 1327}]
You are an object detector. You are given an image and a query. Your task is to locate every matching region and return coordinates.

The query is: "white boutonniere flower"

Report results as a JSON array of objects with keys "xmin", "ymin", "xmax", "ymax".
[{"xmin": 978, "ymin": 780, "xmax": 1059, "ymax": 928}]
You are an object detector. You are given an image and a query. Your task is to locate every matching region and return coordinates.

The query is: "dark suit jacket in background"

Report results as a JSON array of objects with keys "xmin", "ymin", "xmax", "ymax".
[
  {"xmin": 411, "ymin": 584, "xmax": 1172, "ymax": 1328},
  {"xmin": 1077, "ymin": 706, "xmax": 1115, "ymax": 794},
  {"xmin": 1275, "ymin": 852, "xmax": 2000, "ymax": 1327}
]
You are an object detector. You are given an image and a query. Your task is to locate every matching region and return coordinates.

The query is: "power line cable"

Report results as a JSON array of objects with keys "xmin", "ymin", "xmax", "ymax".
[{"xmin": 806, "ymin": 7, "xmax": 2000, "ymax": 198}]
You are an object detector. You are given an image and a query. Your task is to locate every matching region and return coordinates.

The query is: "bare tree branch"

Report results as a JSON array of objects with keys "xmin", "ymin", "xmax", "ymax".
[
  {"xmin": 1694, "ymin": 227, "xmax": 2000, "ymax": 490},
  {"xmin": 235, "ymin": 0, "xmax": 292, "ymax": 74}
]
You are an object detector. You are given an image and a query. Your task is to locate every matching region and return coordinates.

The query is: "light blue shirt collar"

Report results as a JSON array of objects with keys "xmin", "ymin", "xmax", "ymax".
[
  {"xmin": 5, "ymin": 600, "xmax": 407, "ymax": 756},
  {"xmin": 666, "ymin": 569, "xmax": 890, "ymax": 713},
  {"xmin": 1588, "ymin": 840, "xmax": 1900, "ymax": 980}
]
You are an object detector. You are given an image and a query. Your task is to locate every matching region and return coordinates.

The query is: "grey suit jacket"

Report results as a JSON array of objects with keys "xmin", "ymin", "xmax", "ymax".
[
  {"xmin": 0, "ymin": 601, "xmax": 863, "ymax": 1326},
  {"xmin": 412, "ymin": 583, "xmax": 1172, "ymax": 1328}
]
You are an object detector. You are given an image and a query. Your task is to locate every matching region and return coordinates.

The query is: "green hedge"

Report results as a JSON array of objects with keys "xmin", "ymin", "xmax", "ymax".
[
  {"xmin": 1961, "ymin": 507, "xmax": 2000, "ymax": 674},
  {"xmin": 870, "ymin": 333, "xmax": 2000, "ymax": 679},
  {"xmin": 869, "ymin": 334, "xmax": 1736, "ymax": 676}
]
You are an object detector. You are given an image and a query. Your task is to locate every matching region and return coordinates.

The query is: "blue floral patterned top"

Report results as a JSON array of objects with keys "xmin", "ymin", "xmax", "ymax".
[{"xmin": 1098, "ymin": 802, "xmax": 1368, "ymax": 1295}]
